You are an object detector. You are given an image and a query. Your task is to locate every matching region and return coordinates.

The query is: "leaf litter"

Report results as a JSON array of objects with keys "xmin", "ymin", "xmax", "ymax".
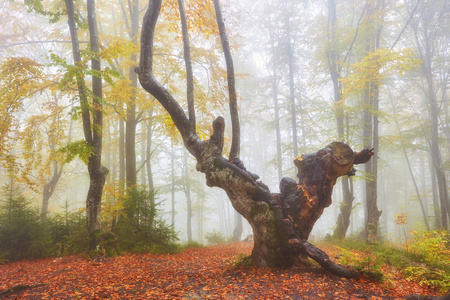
[{"xmin": 0, "ymin": 242, "xmax": 440, "ymax": 299}]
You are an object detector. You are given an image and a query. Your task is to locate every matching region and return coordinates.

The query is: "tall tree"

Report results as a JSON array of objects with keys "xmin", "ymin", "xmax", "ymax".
[
  {"xmin": 183, "ymin": 150, "xmax": 193, "ymax": 242},
  {"xmin": 361, "ymin": 0, "xmax": 383, "ymax": 241},
  {"xmin": 326, "ymin": 0, "xmax": 359, "ymax": 239},
  {"xmin": 270, "ymin": 28, "xmax": 283, "ymax": 181},
  {"xmin": 125, "ymin": 0, "xmax": 140, "ymax": 191},
  {"xmin": 137, "ymin": 0, "xmax": 373, "ymax": 277},
  {"xmin": 410, "ymin": 0, "xmax": 450, "ymax": 229},
  {"xmin": 283, "ymin": 0, "xmax": 299, "ymax": 158},
  {"xmin": 65, "ymin": 0, "xmax": 109, "ymax": 240}
]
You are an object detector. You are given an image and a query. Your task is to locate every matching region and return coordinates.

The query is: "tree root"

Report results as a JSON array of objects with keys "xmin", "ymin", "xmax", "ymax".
[{"xmin": 299, "ymin": 240, "xmax": 357, "ymax": 279}]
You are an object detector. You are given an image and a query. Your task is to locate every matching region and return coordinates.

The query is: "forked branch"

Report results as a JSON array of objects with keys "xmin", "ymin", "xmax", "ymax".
[
  {"xmin": 137, "ymin": 0, "xmax": 201, "ymax": 157},
  {"xmin": 213, "ymin": 0, "xmax": 240, "ymax": 161}
]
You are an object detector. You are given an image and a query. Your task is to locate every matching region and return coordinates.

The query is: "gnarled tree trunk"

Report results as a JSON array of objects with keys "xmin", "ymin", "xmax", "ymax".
[{"xmin": 137, "ymin": 0, "xmax": 373, "ymax": 278}]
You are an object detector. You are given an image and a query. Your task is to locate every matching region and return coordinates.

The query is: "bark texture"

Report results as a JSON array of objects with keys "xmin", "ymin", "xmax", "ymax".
[
  {"xmin": 137, "ymin": 0, "xmax": 373, "ymax": 278},
  {"xmin": 65, "ymin": 0, "xmax": 108, "ymax": 239}
]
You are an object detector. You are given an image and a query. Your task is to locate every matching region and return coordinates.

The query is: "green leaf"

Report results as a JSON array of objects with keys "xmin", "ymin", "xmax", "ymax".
[{"xmin": 58, "ymin": 140, "xmax": 93, "ymax": 164}]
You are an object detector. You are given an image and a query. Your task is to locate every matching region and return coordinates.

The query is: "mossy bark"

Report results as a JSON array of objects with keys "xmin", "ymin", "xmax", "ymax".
[
  {"xmin": 193, "ymin": 122, "xmax": 372, "ymax": 275},
  {"xmin": 137, "ymin": 0, "xmax": 373, "ymax": 278}
]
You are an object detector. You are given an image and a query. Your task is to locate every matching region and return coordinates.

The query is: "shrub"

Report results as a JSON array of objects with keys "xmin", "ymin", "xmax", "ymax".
[
  {"xmin": 183, "ymin": 241, "xmax": 203, "ymax": 249},
  {"xmin": 113, "ymin": 189, "xmax": 179, "ymax": 253},
  {"xmin": 403, "ymin": 230, "xmax": 450, "ymax": 292},
  {"xmin": 205, "ymin": 229, "xmax": 226, "ymax": 245},
  {"xmin": 0, "ymin": 186, "xmax": 180, "ymax": 260},
  {"xmin": 0, "ymin": 186, "xmax": 51, "ymax": 260}
]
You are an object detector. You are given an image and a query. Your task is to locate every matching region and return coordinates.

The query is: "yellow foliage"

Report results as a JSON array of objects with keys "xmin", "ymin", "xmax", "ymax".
[
  {"xmin": 341, "ymin": 49, "xmax": 421, "ymax": 100},
  {"xmin": 0, "ymin": 57, "xmax": 47, "ymax": 164},
  {"xmin": 394, "ymin": 212, "xmax": 408, "ymax": 226},
  {"xmin": 102, "ymin": 181, "xmax": 127, "ymax": 227}
]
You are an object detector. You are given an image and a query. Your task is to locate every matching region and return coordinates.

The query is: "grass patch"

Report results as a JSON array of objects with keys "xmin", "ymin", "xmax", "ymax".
[
  {"xmin": 228, "ymin": 253, "xmax": 254, "ymax": 270},
  {"xmin": 326, "ymin": 230, "xmax": 450, "ymax": 292},
  {"xmin": 183, "ymin": 241, "xmax": 204, "ymax": 249}
]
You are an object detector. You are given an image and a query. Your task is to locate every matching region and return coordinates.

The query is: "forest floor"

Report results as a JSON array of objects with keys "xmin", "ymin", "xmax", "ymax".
[{"xmin": 0, "ymin": 241, "xmax": 442, "ymax": 299}]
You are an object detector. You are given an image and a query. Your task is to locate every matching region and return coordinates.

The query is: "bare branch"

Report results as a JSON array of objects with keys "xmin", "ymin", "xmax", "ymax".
[
  {"xmin": 137, "ymin": 0, "xmax": 201, "ymax": 157},
  {"xmin": 390, "ymin": 0, "xmax": 421, "ymax": 49},
  {"xmin": 342, "ymin": 2, "xmax": 367, "ymax": 69},
  {"xmin": 213, "ymin": 0, "xmax": 240, "ymax": 161},
  {"xmin": 177, "ymin": 0, "xmax": 196, "ymax": 132},
  {"xmin": 1, "ymin": 40, "xmax": 88, "ymax": 48}
]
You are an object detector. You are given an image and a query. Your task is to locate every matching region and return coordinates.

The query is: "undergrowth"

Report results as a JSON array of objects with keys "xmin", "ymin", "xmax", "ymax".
[
  {"xmin": 228, "ymin": 253, "xmax": 254, "ymax": 270},
  {"xmin": 327, "ymin": 230, "xmax": 450, "ymax": 293}
]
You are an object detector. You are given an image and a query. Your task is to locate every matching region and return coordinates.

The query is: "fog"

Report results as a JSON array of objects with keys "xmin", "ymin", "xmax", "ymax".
[{"xmin": 0, "ymin": 0, "xmax": 448, "ymax": 250}]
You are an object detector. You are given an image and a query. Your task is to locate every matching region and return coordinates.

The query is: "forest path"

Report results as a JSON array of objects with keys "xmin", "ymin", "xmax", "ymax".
[{"xmin": 0, "ymin": 242, "xmax": 439, "ymax": 299}]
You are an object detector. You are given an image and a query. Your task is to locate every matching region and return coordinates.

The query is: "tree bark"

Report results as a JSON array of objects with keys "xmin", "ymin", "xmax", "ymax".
[
  {"xmin": 326, "ymin": 0, "xmax": 355, "ymax": 239},
  {"xmin": 41, "ymin": 160, "xmax": 63, "ymax": 220},
  {"xmin": 177, "ymin": 0, "xmax": 195, "ymax": 132},
  {"xmin": 232, "ymin": 211, "xmax": 243, "ymax": 242},
  {"xmin": 183, "ymin": 150, "xmax": 193, "ymax": 242},
  {"xmin": 119, "ymin": 119, "xmax": 125, "ymax": 191},
  {"xmin": 86, "ymin": 0, "xmax": 109, "ymax": 238},
  {"xmin": 271, "ymin": 37, "xmax": 283, "ymax": 182},
  {"xmin": 284, "ymin": 4, "xmax": 298, "ymax": 158},
  {"xmin": 213, "ymin": 0, "xmax": 240, "ymax": 161},
  {"xmin": 363, "ymin": 0, "xmax": 383, "ymax": 242},
  {"xmin": 64, "ymin": 0, "xmax": 108, "ymax": 239},
  {"xmin": 411, "ymin": 1, "xmax": 449, "ymax": 229},
  {"xmin": 125, "ymin": 0, "xmax": 139, "ymax": 191},
  {"xmin": 171, "ymin": 144, "xmax": 176, "ymax": 228},
  {"xmin": 146, "ymin": 111, "xmax": 155, "ymax": 193},
  {"xmin": 137, "ymin": 0, "xmax": 373, "ymax": 277}
]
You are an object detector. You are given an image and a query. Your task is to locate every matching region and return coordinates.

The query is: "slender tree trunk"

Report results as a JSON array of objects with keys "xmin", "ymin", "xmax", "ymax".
[
  {"xmin": 411, "ymin": 3, "xmax": 449, "ymax": 229},
  {"xmin": 125, "ymin": 0, "xmax": 139, "ymax": 191},
  {"xmin": 214, "ymin": 0, "xmax": 240, "ymax": 161},
  {"xmin": 146, "ymin": 112, "xmax": 154, "ymax": 193},
  {"xmin": 425, "ymin": 62, "xmax": 449, "ymax": 229},
  {"xmin": 285, "ymin": 11, "xmax": 298, "ymax": 157},
  {"xmin": 389, "ymin": 90, "xmax": 430, "ymax": 230},
  {"xmin": 86, "ymin": 0, "xmax": 109, "ymax": 238},
  {"xmin": 269, "ymin": 25, "xmax": 283, "ymax": 181},
  {"xmin": 110, "ymin": 120, "xmax": 118, "ymax": 229},
  {"xmin": 41, "ymin": 160, "xmax": 63, "ymax": 220},
  {"xmin": 171, "ymin": 144, "xmax": 176, "ymax": 228},
  {"xmin": 119, "ymin": 119, "xmax": 125, "ymax": 190},
  {"xmin": 183, "ymin": 150, "xmax": 193, "ymax": 242},
  {"xmin": 198, "ymin": 197, "xmax": 204, "ymax": 244},
  {"xmin": 363, "ymin": 0, "xmax": 383, "ymax": 242},
  {"xmin": 140, "ymin": 122, "xmax": 145, "ymax": 186},
  {"xmin": 363, "ymin": 82, "xmax": 381, "ymax": 241},
  {"xmin": 177, "ymin": 0, "xmax": 195, "ymax": 132},
  {"xmin": 65, "ymin": 0, "xmax": 108, "ymax": 240},
  {"xmin": 327, "ymin": 0, "xmax": 355, "ymax": 239},
  {"xmin": 41, "ymin": 97, "xmax": 73, "ymax": 221},
  {"xmin": 429, "ymin": 154, "xmax": 442, "ymax": 229}
]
